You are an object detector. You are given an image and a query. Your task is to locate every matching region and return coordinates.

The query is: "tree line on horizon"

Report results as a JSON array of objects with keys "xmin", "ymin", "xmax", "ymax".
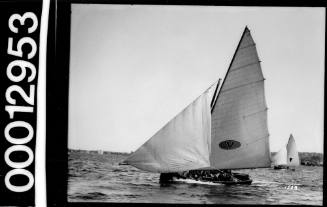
[{"xmin": 69, "ymin": 149, "xmax": 323, "ymax": 166}]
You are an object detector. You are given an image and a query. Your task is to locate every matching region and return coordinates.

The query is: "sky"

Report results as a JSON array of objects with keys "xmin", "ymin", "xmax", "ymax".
[{"xmin": 69, "ymin": 5, "xmax": 325, "ymax": 153}]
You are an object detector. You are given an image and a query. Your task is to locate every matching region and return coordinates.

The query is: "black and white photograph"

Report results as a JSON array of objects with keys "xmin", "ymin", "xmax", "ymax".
[{"xmin": 67, "ymin": 4, "xmax": 324, "ymax": 205}]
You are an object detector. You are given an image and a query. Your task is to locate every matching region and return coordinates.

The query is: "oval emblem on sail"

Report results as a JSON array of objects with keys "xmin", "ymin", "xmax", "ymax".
[{"xmin": 219, "ymin": 140, "xmax": 241, "ymax": 150}]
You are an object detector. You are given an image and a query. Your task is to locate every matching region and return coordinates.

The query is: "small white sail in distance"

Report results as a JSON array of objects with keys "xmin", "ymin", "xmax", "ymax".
[
  {"xmin": 271, "ymin": 147, "xmax": 287, "ymax": 166},
  {"xmin": 286, "ymin": 134, "xmax": 300, "ymax": 166},
  {"xmin": 124, "ymin": 27, "xmax": 271, "ymax": 172}
]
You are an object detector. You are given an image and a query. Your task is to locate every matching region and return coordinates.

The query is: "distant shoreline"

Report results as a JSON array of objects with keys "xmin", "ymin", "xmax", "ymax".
[
  {"xmin": 68, "ymin": 149, "xmax": 132, "ymax": 156},
  {"xmin": 68, "ymin": 149, "xmax": 323, "ymax": 166},
  {"xmin": 271, "ymin": 151, "xmax": 323, "ymax": 166}
]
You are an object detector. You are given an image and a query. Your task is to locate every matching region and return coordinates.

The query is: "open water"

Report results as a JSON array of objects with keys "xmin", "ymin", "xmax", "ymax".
[{"xmin": 68, "ymin": 151, "xmax": 323, "ymax": 205}]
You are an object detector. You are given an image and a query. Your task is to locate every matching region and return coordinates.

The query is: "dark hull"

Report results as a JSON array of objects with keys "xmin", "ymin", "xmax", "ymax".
[
  {"xmin": 160, "ymin": 171, "xmax": 252, "ymax": 185},
  {"xmin": 273, "ymin": 165, "xmax": 288, "ymax": 170}
]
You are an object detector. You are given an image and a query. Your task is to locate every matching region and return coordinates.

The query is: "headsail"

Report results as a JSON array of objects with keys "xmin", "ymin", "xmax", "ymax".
[
  {"xmin": 123, "ymin": 91, "xmax": 212, "ymax": 173},
  {"xmin": 286, "ymin": 134, "xmax": 300, "ymax": 166},
  {"xmin": 210, "ymin": 27, "xmax": 271, "ymax": 169},
  {"xmin": 271, "ymin": 148, "xmax": 287, "ymax": 166}
]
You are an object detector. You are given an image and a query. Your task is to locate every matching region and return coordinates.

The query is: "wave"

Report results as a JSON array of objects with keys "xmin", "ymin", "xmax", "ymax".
[
  {"xmin": 71, "ymin": 192, "xmax": 107, "ymax": 200},
  {"xmin": 68, "ymin": 152, "xmax": 323, "ymax": 204},
  {"xmin": 173, "ymin": 178, "xmax": 224, "ymax": 186},
  {"xmin": 112, "ymin": 168, "xmax": 129, "ymax": 173}
]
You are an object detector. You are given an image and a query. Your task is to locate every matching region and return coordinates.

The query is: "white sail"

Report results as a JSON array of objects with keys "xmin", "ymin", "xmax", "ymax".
[
  {"xmin": 210, "ymin": 27, "xmax": 271, "ymax": 169},
  {"xmin": 271, "ymin": 148, "xmax": 287, "ymax": 166},
  {"xmin": 123, "ymin": 91, "xmax": 212, "ymax": 173},
  {"xmin": 124, "ymin": 27, "xmax": 271, "ymax": 173},
  {"xmin": 286, "ymin": 134, "xmax": 300, "ymax": 166}
]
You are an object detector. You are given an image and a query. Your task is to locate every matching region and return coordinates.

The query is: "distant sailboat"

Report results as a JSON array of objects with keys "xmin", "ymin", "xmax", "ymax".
[
  {"xmin": 287, "ymin": 134, "xmax": 300, "ymax": 166},
  {"xmin": 272, "ymin": 148, "xmax": 288, "ymax": 169},
  {"xmin": 122, "ymin": 27, "xmax": 271, "ymax": 184},
  {"xmin": 272, "ymin": 134, "xmax": 300, "ymax": 169}
]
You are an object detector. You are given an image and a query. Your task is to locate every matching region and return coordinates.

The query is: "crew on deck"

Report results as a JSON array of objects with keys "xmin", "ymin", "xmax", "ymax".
[{"xmin": 159, "ymin": 169, "xmax": 237, "ymax": 183}]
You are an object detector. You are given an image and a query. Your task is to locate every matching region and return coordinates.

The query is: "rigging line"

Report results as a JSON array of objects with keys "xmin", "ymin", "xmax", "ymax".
[
  {"xmin": 190, "ymin": 77, "xmax": 220, "ymax": 108},
  {"xmin": 219, "ymin": 78, "xmax": 265, "ymax": 94},
  {"xmin": 205, "ymin": 78, "xmax": 221, "ymax": 93}
]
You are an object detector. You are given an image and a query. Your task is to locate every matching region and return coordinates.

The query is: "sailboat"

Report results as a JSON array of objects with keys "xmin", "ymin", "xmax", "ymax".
[
  {"xmin": 271, "ymin": 147, "xmax": 288, "ymax": 169},
  {"xmin": 287, "ymin": 134, "xmax": 300, "ymax": 166},
  {"xmin": 272, "ymin": 134, "xmax": 300, "ymax": 169},
  {"xmin": 122, "ymin": 26, "xmax": 271, "ymax": 185}
]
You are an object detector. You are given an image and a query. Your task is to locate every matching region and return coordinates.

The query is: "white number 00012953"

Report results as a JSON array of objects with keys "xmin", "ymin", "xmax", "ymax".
[{"xmin": 4, "ymin": 12, "xmax": 38, "ymax": 193}]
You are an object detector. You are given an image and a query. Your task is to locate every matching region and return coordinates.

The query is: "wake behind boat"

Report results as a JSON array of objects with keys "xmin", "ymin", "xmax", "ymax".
[{"xmin": 122, "ymin": 26, "xmax": 271, "ymax": 185}]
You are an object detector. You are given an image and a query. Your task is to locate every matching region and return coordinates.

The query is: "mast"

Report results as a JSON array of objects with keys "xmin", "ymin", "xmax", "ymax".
[
  {"xmin": 211, "ymin": 26, "xmax": 250, "ymax": 113},
  {"xmin": 210, "ymin": 78, "xmax": 221, "ymax": 111}
]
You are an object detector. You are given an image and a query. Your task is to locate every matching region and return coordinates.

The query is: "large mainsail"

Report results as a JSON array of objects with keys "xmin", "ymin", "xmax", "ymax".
[
  {"xmin": 286, "ymin": 134, "xmax": 300, "ymax": 166},
  {"xmin": 210, "ymin": 27, "xmax": 271, "ymax": 169},
  {"xmin": 123, "ymin": 91, "xmax": 212, "ymax": 173}
]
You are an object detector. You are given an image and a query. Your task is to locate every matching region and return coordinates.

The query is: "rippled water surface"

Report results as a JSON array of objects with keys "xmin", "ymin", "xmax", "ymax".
[{"xmin": 68, "ymin": 151, "xmax": 323, "ymax": 205}]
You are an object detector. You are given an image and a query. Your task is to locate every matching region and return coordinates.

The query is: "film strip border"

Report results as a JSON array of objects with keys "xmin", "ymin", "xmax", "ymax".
[
  {"xmin": 0, "ymin": 0, "xmax": 325, "ymax": 206},
  {"xmin": 0, "ymin": 0, "xmax": 49, "ymax": 206},
  {"xmin": 0, "ymin": 0, "xmax": 71, "ymax": 206}
]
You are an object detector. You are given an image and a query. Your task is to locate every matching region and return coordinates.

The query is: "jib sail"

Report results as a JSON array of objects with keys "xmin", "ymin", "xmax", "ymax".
[{"xmin": 123, "ymin": 91, "xmax": 212, "ymax": 173}]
